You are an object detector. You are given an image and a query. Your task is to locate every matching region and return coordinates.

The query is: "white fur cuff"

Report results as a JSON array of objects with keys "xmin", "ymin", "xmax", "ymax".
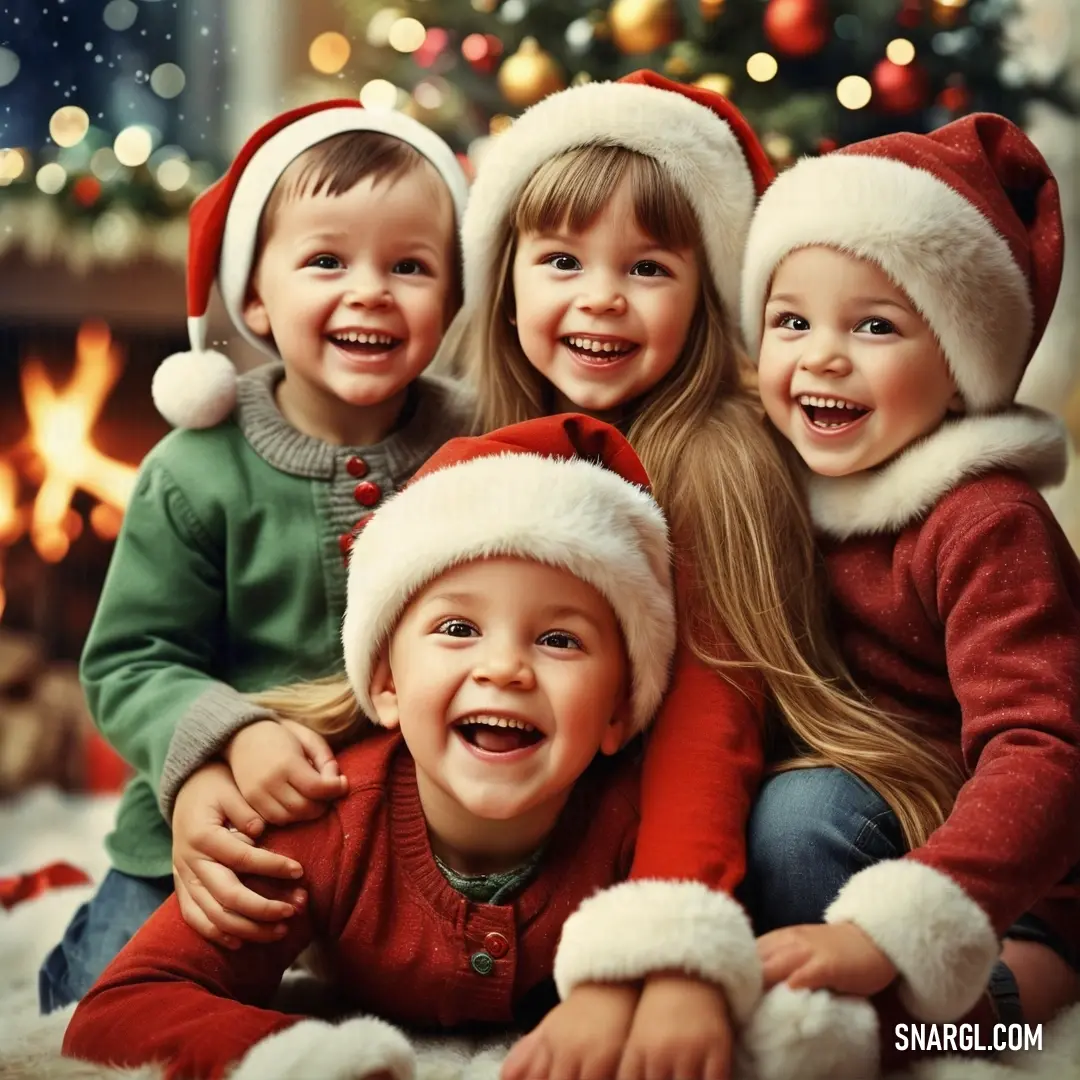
[
  {"xmin": 825, "ymin": 859, "xmax": 999, "ymax": 1022},
  {"xmin": 554, "ymin": 879, "xmax": 763, "ymax": 1024},
  {"xmin": 229, "ymin": 1016, "xmax": 416, "ymax": 1080}
]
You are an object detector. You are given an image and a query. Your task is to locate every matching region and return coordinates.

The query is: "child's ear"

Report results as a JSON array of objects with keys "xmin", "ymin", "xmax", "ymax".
[
  {"xmin": 242, "ymin": 286, "xmax": 271, "ymax": 339},
  {"xmin": 947, "ymin": 387, "xmax": 966, "ymax": 414},
  {"xmin": 367, "ymin": 653, "xmax": 401, "ymax": 730},
  {"xmin": 599, "ymin": 697, "xmax": 633, "ymax": 756}
]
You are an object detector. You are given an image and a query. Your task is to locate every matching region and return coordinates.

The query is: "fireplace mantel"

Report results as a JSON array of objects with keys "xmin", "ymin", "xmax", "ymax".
[
  {"xmin": 0, "ymin": 253, "xmax": 185, "ymax": 330},
  {"xmin": 0, "ymin": 252, "xmax": 264, "ymax": 370}
]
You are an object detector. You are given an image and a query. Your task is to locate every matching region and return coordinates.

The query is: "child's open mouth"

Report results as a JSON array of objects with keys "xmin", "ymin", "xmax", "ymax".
[
  {"xmin": 328, "ymin": 330, "xmax": 403, "ymax": 357},
  {"xmin": 562, "ymin": 335, "xmax": 639, "ymax": 365},
  {"xmin": 454, "ymin": 714, "xmax": 544, "ymax": 755},
  {"xmin": 798, "ymin": 394, "xmax": 870, "ymax": 431}
]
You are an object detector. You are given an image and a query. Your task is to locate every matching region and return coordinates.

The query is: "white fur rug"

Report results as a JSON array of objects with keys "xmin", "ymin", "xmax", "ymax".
[{"xmin": 1, "ymin": 787, "xmax": 1077, "ymax": 1080}]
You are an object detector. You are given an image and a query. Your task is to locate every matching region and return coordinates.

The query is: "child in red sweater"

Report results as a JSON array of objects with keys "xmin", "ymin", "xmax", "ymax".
[
  {"xmin": 735, "ymin": 114, "xmax": 1080, "ymax": 1075},
  {"xmin": 62, "ymin": 414, "xmax": 759, "ymax": 1080}
]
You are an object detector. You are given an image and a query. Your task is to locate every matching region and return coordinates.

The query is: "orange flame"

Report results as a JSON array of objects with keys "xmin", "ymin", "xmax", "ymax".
[
  {"xmin": 0, "ymin": 321, "xmax": 138, "ymax": 621},
  {"xmin": 0, "ymin": 459, "xmax": 20, "ymax": 544},
  {"xmin": 0, "ymin": 459, "xmax": 23, "ymax": 621},
  {"xmin": 20, "ymin": 321, "xmax": 138, "ymax": 562}
]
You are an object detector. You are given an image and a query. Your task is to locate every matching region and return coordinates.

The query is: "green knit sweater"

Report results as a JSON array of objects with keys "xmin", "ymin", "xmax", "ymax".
[{"xmin": 81, "ymin": 364, "xmax": 472, "ymax": 877}]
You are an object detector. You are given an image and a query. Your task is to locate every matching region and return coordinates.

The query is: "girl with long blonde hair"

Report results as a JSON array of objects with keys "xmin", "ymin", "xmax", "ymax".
[{"xmin": 438, "ymin": 70, "xmax": 963, "ymax": 1080}]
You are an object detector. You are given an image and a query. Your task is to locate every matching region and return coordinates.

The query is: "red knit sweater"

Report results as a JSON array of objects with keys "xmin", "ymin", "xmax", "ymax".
[
  {"xmin": 823, "ymin": 471, "xmax": 1080, "ymax": 949},
  {"xmin": 63, "ymin": 732, "xmax": 639, "ymax": 1080}
]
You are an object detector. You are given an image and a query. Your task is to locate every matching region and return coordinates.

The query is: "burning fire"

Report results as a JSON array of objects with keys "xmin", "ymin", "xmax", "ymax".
[
  {"xmin": 0, "ymin": 459, "xmax": 22, "ymax": 620},
  {"xmin": 0, "ymin": 321, "xmax": 138, "ymax": 620}
]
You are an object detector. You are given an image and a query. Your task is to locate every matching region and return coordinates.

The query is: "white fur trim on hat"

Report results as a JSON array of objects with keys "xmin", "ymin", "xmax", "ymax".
[
  {"xmin": 740, "ymin": 153, "xmax": 1034, "ymax": 412},
  {"xmin": 825, "ymin": 858, "xmax": 1000, "ymax": 1022},
  {"xmin": 737, "ymin": 984, "xmax": 880, "ymax": 1080},
  {"xmin": 342, "ymin": 451, "xmax": 675, "ymax": 734},
  {"xmin": 807, "ymin": 408, "xmax": 1067, "ymax": 537},
  {"xmin": 462, "ymin": 79, "xmax": 755, "ymax": 324},
  {"xmin": 228, "ymin": 1016, "xmax": 415, "ymax": 1080},
  {"xmin": 554, "ymin": 880, "xmax": 762, "ymax": 1025},
  {"xmin": 220, "ymin": 107, "xmax": 469, "ymax": 362}
]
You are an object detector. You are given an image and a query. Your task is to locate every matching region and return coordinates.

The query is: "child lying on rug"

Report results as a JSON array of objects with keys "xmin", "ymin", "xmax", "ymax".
[{"xmin": 62, "ymin": 414, "xmax": 761, "ymax": 1080}]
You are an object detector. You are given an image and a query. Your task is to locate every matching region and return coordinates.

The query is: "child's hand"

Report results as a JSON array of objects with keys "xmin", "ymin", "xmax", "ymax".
[
  {"xmin": 618, "ymin": 973, "xmax": 733, "ymax": 1080},
  {"xmin": 225, "ymin": 718, "xmax": 348, "ymax": 825},
  {"xmin": 758, "ymin": 922, "xmax": 898, "ymax": 997},
  {"xmin": 172, "ymin": 761, "xmax": 306, "ymax": 948},
  {"xmin": 501, "ymin": 982, "xmax": 639, "ymax": 1080}
]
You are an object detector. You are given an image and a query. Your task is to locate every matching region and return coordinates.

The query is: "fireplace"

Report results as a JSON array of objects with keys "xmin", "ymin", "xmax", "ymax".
[
  {"xmin": 0, "ymin": 307, "xmax": 190, "ymax": 793},
  {"xmin": 0, "ymin": 318, "xmax": 184, "ymax": 660},
  {"xmin": 0, "ymin": 245, "xmax": 273, "ymax": 791}
]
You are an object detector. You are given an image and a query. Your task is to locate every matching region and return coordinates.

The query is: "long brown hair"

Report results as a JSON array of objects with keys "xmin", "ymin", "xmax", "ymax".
[{"xmin": 444, "ymin": 143, "xmax": 961, "ymax": 847}]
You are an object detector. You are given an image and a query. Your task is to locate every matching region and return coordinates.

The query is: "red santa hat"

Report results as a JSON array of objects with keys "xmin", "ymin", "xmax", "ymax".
[
  {"xmin": 462, "ymin": 69, "xmax": 774, "ymax": 330},
  {"xmin": 740, "ymin": 113, "xmax": 1063, "ymax": 412},
  {"xmin": 152, "ymin": 99, "xmax": 470, "ymax": 429},
  {"xmin": 341, "ymin": 413, "xmax": 676, "ymax": 735}
]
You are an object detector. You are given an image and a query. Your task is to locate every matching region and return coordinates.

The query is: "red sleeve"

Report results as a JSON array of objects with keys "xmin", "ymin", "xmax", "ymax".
[
  {"xmin": 630, "ymin": 637, "xmax": 766, "ymax": 893},
  {"xmin": 63, "ymin": 809, "xmax": 348, "ymax": 1080},
  {"xmin": 909, "ymin": 498, "xmax": 1080, "ymax": 930}
]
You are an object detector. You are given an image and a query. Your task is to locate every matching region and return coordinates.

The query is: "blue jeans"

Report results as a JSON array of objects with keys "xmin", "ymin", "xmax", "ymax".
[
  {"xmin": 38, "ymin": 868, "xmax": 173, "ymax": 1014},
  {"xmin": 744, "ymin": 766, "xmax": 903, "ymax": 933},
  {"xmin": 744, "ymin": 766, "xmax": 1074, "ymax": 1023}
]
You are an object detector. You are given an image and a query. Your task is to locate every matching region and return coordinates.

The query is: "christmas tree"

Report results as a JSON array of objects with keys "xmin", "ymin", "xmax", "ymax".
[{"xmin": 335, "ymin": 0, "xmax": 1075, "ymax": 164}]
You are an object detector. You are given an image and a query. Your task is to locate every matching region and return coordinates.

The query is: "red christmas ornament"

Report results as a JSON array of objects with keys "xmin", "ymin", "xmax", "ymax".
[
  {"xmin": 897, "ymin": 0, "xmax": 923, "ymax": 29},
  {"xmin": 763, "ymin": 0, "xmax": 829, "ymax": 58},
  {"xmin": 72, "ymin": 175, "xmax": 102, "ymax": 208},
  {"xmin": 871, "ymin": 58, "xmax": 929, "ymax": 114},
  {"xmin": 412, "ymin": 27, "xmax": 448, "ymax": 69},
  {"xmin": 937, "ymin": 81, "xmax": 971, "ymax": 113},
  {"xmin": 461, "ymin": 32, "xmax": 503, "ymax": 74},
  {"xmin": 817, "ymin": 136, "xmax": 839, "ymax": 154}
]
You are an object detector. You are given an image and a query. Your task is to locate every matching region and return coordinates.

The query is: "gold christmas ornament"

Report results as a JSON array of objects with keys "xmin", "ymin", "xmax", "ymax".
[
  {"xmin": 762, "ymin": 132, "xmax": 795, "ymax": 165},
  {"xmin": 609, "ymin": 0, "xmax": 679, "ymax": 55},
  {"xmin": 931, "ymin": 0, "xmax": 964, "ymax": 26},
  {"xmin": 701, "ymin": 0, "xmax": 725, "ymax": 19},
  {"xmin": 694, "ymin": 72, "xmax": 734, "ymax": 97},
  {"xmin": 589, "ymin": 8, "xmax": 612, "ymax": 41},
  {"xmin": 497, "ymin": 37, "xmax": 566, "ymax": 107},
  {"xmin": 665, "ymin": 54, "xmax": 692, "ymax": 77}
]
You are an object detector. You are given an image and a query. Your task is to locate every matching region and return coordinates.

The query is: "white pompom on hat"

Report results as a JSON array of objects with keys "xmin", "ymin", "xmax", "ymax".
[
  {"xmin": 342, "ymin": 413, "xmax": 677, "ymax": 735},
  {"xmin": 152, "ymin": 99, "xmax": 470, "ymax": 429}
]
